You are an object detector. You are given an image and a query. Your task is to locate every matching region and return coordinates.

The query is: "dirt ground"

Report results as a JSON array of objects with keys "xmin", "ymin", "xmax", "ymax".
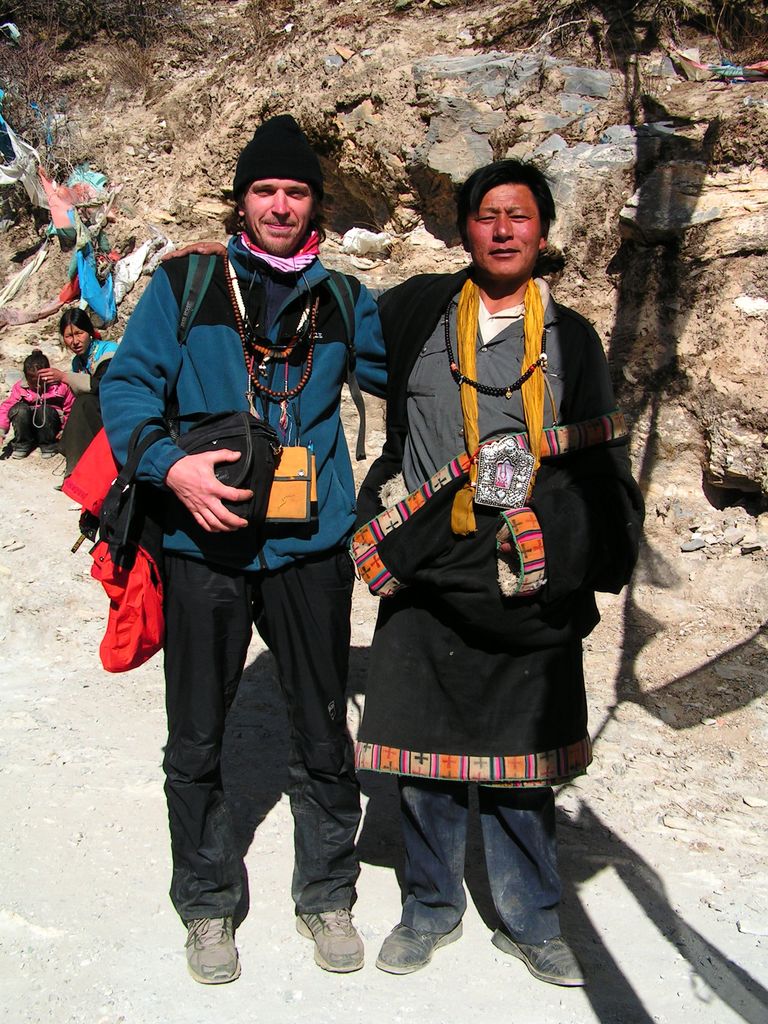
[{"xmin": 1, "ymin": 399, "xmax": 766, "ymax": 1024}]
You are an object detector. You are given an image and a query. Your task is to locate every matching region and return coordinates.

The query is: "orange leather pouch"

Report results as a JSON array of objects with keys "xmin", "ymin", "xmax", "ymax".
[{"xmin": 266, "ymin": 447, "xmax": 318, "ymax": 523}]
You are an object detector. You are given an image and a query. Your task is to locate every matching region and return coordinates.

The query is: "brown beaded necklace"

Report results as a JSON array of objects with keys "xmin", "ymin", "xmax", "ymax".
[{"xmin": 225, "ymin": 254, "xmax": 318, "ymax": 404}]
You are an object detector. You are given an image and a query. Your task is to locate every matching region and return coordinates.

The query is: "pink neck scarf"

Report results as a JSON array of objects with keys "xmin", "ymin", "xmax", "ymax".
[{"xmin": 239, "ymin": 229, "xmax": 320, "ymax": 273}]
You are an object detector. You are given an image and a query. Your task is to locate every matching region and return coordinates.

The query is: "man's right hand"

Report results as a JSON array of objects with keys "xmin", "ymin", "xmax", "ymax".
[
  {"xmin": 162, "ymin": 241, "xmax": 227, "ymax": 261},
  {"xmin": 166, "ymin": 451, "xmax": 253, "ymax": 532}
]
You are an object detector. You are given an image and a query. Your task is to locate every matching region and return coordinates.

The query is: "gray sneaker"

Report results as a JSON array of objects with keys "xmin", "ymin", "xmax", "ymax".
[
  {"xmin": 185, "ymin": 916, "xmax": 241, "ymax": 984},
  {"xmin": 296, "ymin": 908, "xmax": 364, "ymax": 972}
]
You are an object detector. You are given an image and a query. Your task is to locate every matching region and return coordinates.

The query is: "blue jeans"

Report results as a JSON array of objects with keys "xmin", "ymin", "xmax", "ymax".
[{"xmin": 399, "ymin": 778, "xmax": 561, "ymax": 944}]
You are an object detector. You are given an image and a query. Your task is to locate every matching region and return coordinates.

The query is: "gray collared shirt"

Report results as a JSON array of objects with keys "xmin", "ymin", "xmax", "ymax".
[{"xmin": 402, "ymin": 296, "xmax": 570, "ymax": 491}]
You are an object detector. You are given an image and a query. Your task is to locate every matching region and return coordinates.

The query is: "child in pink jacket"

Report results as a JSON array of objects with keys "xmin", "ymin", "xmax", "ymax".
[{"xmin": 0, "ymin": 349, "xmax": 75, "ymax": 458}]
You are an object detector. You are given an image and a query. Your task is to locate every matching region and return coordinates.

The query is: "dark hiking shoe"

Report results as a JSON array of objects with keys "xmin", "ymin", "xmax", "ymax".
[
  {"xmin": 375, "ymin": 921, "xmax": 462, "ymax": 975},
  {"xmin": 185, "ymin": 916, "xmax": 241, "ymax": 984},
  {"xmin": 11, "ymin": 446, "xmax": 32, "ymax": 459},
  {"xmin": 492, "ymin": 930, "xmax": 585, "ymax": 987},
  {"xmin": 40, "ymin": 445, "xmax": 58, "ymax": 458},
  {"xmin": 296, "ymin": 909, "xmax": 364, "ymax": 972}
]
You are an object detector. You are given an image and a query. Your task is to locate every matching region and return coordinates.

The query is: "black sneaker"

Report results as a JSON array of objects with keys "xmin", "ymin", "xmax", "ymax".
[
  {"xmin": 376, "ymin": 921, "xmax": 462, "ymax": 974},
  {"xmin": 492, "ymin": 930, "xmax": 585, "ymax": 986}
]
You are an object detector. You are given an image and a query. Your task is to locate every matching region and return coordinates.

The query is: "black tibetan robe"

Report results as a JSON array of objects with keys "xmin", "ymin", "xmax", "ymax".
[{"xmin": 354, "ymin": 271, "xmax": 644, "ymax": 786}]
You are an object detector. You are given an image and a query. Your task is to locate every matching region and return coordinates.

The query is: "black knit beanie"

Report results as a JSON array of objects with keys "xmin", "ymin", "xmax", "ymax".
[{"xmin": 232, "ymin": 115, "xmax": 324, "ymax": 200}]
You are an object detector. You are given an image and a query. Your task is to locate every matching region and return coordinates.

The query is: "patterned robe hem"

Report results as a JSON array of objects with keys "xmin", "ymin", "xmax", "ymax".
[{"xmin": 354, "ymin": 736, "xmax": 592, "ymax": 787}]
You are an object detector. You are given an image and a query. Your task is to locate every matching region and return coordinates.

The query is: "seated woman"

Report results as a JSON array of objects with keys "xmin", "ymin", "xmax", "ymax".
[{"xmin": 38, "ymin": 308, "xmax": 118, "ymax": 477}]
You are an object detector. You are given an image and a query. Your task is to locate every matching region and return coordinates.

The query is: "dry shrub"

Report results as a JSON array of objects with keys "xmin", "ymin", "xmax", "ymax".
[
  {"xmin": 0, "ymin": 22, "xmax": 63, "ymax": 168},
  {"xmin": 243, "ymin": 0, "xmax": 297, "ymax": 52},
  {"xmin": 1, "ymin": 0, "xmax": 182, "ymax": 47},
  {"xmin": 707, "ymin": 1, "xmax": 768, "ymax": 64},
  {"xmin": 111, "ymin": 43, "xmax": 156, "ymax": 94},
  {"xmin": 0, "ymin": 5, "xmax": 88, "ymax": 175},
  {"xmin": 477, "ymin": 1, "xmax": 768, "ymax": 66}
]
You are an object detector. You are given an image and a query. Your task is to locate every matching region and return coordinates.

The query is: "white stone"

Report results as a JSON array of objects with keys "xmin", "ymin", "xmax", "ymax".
[
  {"xmin": 737, "ymin": 917, "xmax": 768, "ymax": 936},
  {"xmin": 663, "ymin": 815, "xmax": 692, "ymax": 830},
  {"xmin": 734, "ymin": 295, "xmax": 768, "ymax": 316},
  {"xmin": 406, "ymin": 225, "xmax": 446, "ymax": 250}
]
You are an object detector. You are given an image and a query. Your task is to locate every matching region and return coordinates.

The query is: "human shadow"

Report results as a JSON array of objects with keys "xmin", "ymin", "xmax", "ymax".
[
  {"xmin": 559, "ymin": 800, "xmax": 768, "ymax": 1023},
  {"xmin": 459, "ymin": 798, "xmax": 683, "ymax": 1024},
  {"xmin": 601, "ymin": 86, "xmax": 756, "ymax": 718},
  {"xmin": 221, "ymin": 646, "xmax": 290, "ymax": 854},
  {"xmin": 617, "ymin": 619, "xmax": 768, "ymax": 730},
  {"xmin": 357, "ymin": 774, "xmax": 768, "ymax": 1021},
  {"xmin": 352, "ymin": 66, "xmax": 767, "ymax": 1024},
  {"xmin": 565, "ymin": 57, "xmax": 767, "ymax": 1018},
  {"xmin": 527, "ymin": 8, "xmax": 762, "ymax": 744},
  {"xmin": 224, "ymin": 592, "xmax": 765, "ymax": 1013},
  {"xmin": 220, "ymin": 647, "xmax": 288, "ymax": 926},
  {"xmin": 355, "ymin": 769, "xmax": 403, "ymax": 878},
  {"xmin": 220, "ymin": 643, "xmax": 378, "ymax": 921}
]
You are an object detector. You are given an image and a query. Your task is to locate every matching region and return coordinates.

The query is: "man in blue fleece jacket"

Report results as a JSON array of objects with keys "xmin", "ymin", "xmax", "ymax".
[{"xmin": 100, "ymin": 115, "xmax": 386, "ymax": 985}]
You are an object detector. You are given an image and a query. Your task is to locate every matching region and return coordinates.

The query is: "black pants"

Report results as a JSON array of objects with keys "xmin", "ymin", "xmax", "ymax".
[
  {"xmin": 60, "ymin": 392, "xmax": 103, "ymax": 475},
  {"xmin": 162, "ymin": 550, "xmax": 361, "ymax": 924},
  {"xmin": 8, "ymin": 402, "xmax": 61, "ymax": 451}
]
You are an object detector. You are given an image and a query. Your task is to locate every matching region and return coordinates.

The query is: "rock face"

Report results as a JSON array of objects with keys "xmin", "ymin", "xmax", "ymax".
[
  {"xmin": 1, "ymin": 1, "xmax": 767, "ymax": 505},
  {"xmin": 619, "ymin": 163, "xmax": 768, "ymax": 253}
]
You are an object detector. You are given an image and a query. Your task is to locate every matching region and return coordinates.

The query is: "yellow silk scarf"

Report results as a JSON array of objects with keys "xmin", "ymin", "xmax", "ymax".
[{"xmin": 450, "ymin": 278, "xmax": 545, "ymax": 536}]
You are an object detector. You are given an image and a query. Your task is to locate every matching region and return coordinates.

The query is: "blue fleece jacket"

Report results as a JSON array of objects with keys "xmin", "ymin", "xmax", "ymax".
[{"xmin": 100, "ymin": 238, "xmax": 386, "ymax": 571}]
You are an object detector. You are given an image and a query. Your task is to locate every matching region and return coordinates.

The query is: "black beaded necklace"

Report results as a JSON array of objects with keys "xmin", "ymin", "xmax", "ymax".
[{"xmin": 443, "ymin": 307, "xmax": 547, "ymax": 400}]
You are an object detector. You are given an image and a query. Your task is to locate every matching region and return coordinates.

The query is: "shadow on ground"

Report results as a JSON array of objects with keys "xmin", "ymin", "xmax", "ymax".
[{"xmin": 221, "ymin": 644, "xmax": 767, "ymax": 1022}]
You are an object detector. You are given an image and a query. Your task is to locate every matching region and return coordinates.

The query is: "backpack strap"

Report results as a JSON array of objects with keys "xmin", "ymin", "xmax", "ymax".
[
  {"xmin": 99, "ymin": 417, "xmax": 168, "ymax": 566},
  {"xmin": 166, "ymin": 253, "xmax": 217, "ymax": 424},
  {"xmin": 326, "ymin": 269, "xmax": 367, "ymax": 460},
  {"xmin": 326, "ymin": 270, "xmax": 357, "ymax": 360},
  {"xmin": 177, "ymin": 253, "xmax": 217, "ymax": 344}
]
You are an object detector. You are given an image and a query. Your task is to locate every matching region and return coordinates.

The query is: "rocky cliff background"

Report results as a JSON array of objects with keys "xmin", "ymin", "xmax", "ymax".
[
  {"xmin": 3, "ymin": 0, "xmax": 768, "ymax": 660},
  {"xmin": 2, "ymin": 0, "xmax": 767, "ymax": 506}
]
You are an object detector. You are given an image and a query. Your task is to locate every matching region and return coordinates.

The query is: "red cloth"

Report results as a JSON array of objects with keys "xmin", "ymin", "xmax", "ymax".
[
  {"xmin": 61, "ymin": 427, "xmax": 117, "ymax": 512},
  {"xmin": 58, "ymin": 275, "xmax": 80, "ymax": 303},
  {"xmin": 64, "ymin": 427, "xmax": 165, "ymax": 672},
  {"xmin": 90, "ymin": 540, "xmax": 164, "ymax": 672}
]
